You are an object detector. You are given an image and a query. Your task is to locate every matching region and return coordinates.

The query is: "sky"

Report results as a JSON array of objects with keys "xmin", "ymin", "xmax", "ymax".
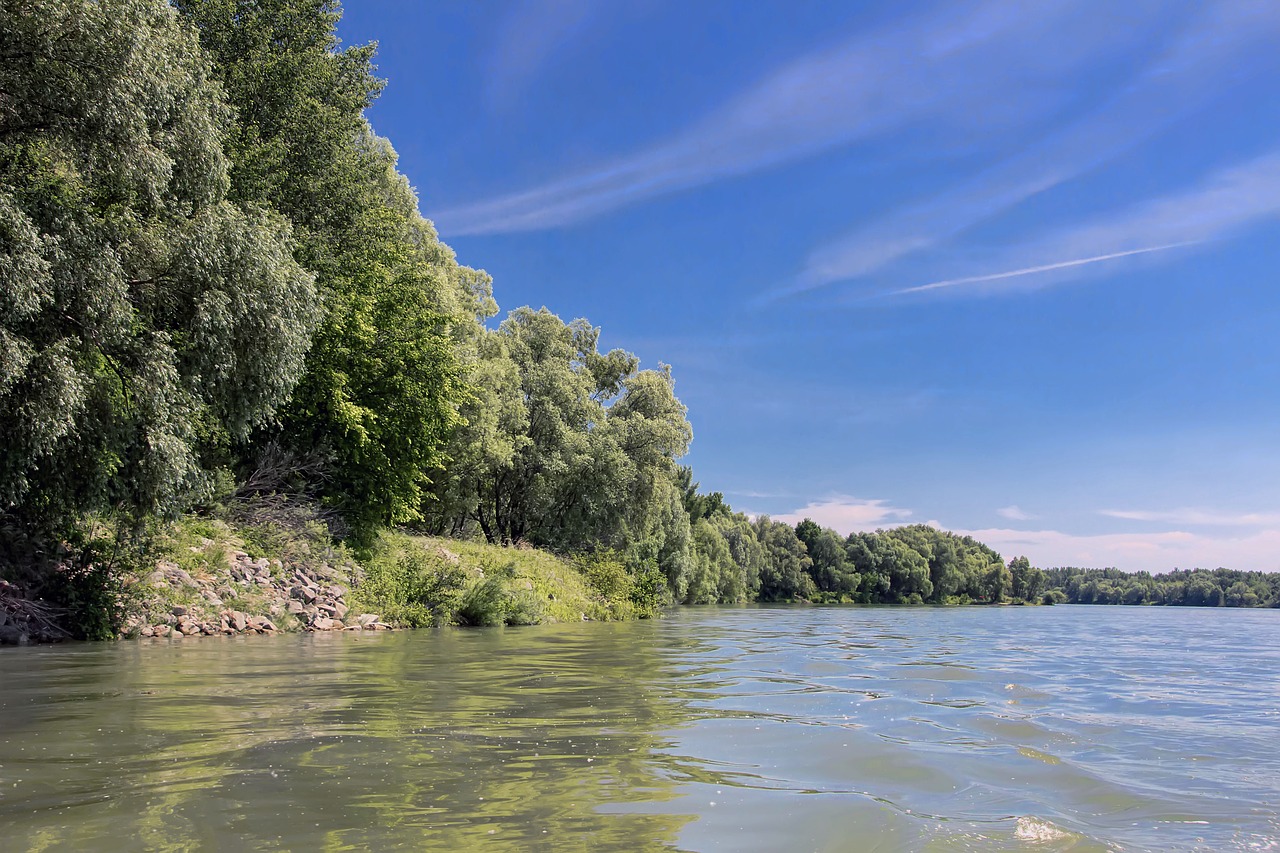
[{"xmin": 336, "ymin": 0, "xmax": 1280, "ymax": 573}]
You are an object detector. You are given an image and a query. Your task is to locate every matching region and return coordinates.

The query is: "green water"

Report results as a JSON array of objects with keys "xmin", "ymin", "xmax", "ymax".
[{"xmin": 2, "ymin": 605, "xmax": 1278, "ymax": 851}]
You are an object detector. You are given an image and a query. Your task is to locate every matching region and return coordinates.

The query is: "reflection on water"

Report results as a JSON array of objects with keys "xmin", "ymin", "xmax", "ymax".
[{"xmin": 1, "ymin": 606, "xmax": 1278, "ymax": 851}]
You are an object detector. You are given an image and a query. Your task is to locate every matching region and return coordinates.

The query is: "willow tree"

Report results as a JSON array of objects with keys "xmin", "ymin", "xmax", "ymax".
[
  {"xmin": 175, "ymin": 0, "xmax": 490, "ymax": 534},
  {"xmin": 0, "ymin": 0, "xmax": 318, "ymax": 525},
  {"xmin": 429, "ymin": 308, "xmax": 695, "ymax": 595}
]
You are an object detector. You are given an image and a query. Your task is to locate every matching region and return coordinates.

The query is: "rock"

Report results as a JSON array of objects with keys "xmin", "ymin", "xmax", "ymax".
[
  {"xmin": 287, "ymin": 600, "xmax": 305, "ymax": 615},
  {"xmin": 268, "ymin": 603, "xmax": 283, "ymax": 617},
  {"xmin": 358, "ymin": 614, "xmax": 380, "ymax": 627},
  {"xmin": 171, "ymin": 605, "xmax": 188, "ymax": 617},
  {"xmin": 253, "ymin": 557, "xmax": 270, "ymax": 571},
  {"xmin": 154, "ymin": 625, "xmax": 171, "ymax": 638},
  {"xmin": 162, "ymin": 565, "xmax": 197, "ymax": 587},
  {"xmin": 140, "ymin": 626, "xmax": 154, "ymax": 637},
  {"xmin": 146, "ymin": 571, "xmax": 166, "ymax": 585},
  {"xmin": 249, "ymin": 616, "xmax": 277, "ymax": 632},
  {"xmin": 332, "ymin": 602, "xmax": 348, "ymax": 620},
  {"xmin": 0, "ymin": 624, "xmax": 29, "ymax": 645},
  {"xmin": 290, "ymin": 585, "xmax": 316, "ymax": 602},
  {"xmin": 312, "ymin": 616, "xmax": 334, "ymax": 631},
  {"xmin": 231, "ymin": 611, "xmax": 248, "ymax": 632},
  {"xmin": 326, "ymin": 584, "xmax": 347, "ymax": 599},
  {"xmin": 202, "ymin": 590, "xmax": 224, "ymax": 606},
  {"xmin": 233, "ymin": 550, "xmax": 248, "ymax": 560}
]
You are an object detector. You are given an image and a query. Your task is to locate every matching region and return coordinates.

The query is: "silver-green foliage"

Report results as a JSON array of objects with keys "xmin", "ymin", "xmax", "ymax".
[
  {"xmin": 430, "ymin": 307, "xmax": 695, "ymax": 596},
  {"xmin": 0, "ymin": 0, "xmax": 318, "ymax": 521}
]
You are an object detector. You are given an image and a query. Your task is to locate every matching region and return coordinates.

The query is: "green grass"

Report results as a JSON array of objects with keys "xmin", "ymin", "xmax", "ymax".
[{"xmin": 348, "ymin": 533, "xmax": 648, "ymax": 628}]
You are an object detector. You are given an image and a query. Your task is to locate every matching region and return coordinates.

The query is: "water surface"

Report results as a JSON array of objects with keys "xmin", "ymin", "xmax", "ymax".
[{"xmin": 2, "ymin": 605, "xmax": 1277, "ymax": 851}]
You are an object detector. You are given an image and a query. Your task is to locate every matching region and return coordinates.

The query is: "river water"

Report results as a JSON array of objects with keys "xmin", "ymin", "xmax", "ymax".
[{"xmin": 1, "ymin": 605, "xmax": 1277, "ymax": 851}]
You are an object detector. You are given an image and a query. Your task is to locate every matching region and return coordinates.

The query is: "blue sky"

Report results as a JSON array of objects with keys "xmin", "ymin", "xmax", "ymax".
[{"xmin": 337, "ymin": 0, "xmax": 1280, "ymax": 572}]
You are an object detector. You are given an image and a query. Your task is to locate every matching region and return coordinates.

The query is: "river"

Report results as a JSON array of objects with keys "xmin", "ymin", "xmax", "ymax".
[{"xmin": 1, "ymin": 605, "xmax": 1277, "ymax": 851}]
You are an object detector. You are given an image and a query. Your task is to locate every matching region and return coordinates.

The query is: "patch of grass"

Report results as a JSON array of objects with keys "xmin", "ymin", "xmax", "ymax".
[{"xmin": 350, "ymin": 533, "xmax": 641, "ymax": 628}]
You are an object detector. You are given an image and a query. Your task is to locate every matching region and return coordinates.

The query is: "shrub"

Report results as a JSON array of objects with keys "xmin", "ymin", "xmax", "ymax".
[{"xmin": 353, "ymin": 537, "xmax": 467, "ymax": 628}]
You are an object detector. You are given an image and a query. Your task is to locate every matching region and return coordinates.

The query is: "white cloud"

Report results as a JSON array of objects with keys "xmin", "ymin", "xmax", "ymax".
[
  {"xmin": 772, "ymin": 496, "xmax": 913, "ymax": 534},
  {"xmin": 954, "ymin": 525, "xmax": 1280, "ymax": 573},
  {"xmin": 788, "ymin": 0, "xmax": 1280, "ymax": 298},
  {"xmin": 435, "ymin": 1, "xmax": 1154, "ymax": 235},
  {"xmin": 997, "ymin": 505, "xmax": 1035, "ymax": 521},
  {"xmin": 1100, "ymin": 508, "xmax": 1280, "ymax": 527},
  {"xmin": 763, "ymin": 496, "xmax": 1280, "ymax": 572}
]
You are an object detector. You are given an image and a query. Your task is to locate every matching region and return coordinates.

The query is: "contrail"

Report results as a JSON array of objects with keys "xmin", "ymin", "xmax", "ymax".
[{"xmin": 895, "ymin": 241, "xmax": 1201, "ymax": 295}]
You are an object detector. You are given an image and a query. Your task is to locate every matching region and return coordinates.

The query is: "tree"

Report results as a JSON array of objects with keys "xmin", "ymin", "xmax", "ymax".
[
  {"xmin": 754, "ymin": 517, "xmax": 815, "ymax": 601},
  {"xmin": 795, "ymin": 519, "xmax": 856, "ymax": 598},
  {"xmin": 1008, "ymin": 556, "xmax": 1045, "ymax": 603},
  {"xmin": 428, "ymin": 308, "xmax": 695, "ymax": 597},
  {"xmin": 176, "ymin": 0, "xmax": 487, "ymax": 532},
  {"xmin": 1, "ymin": 0, "xmax": 318, "ymax": 525}
]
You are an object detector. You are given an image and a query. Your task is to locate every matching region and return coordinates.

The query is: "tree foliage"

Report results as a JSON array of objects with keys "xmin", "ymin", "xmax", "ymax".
[
  {"xmin": 1, "ymin": 0, "xmax": 317, "ymax": 525},
  {"xmin": 175, "ymin": 0, "xmax": 491, "ymax": 533},
  {"xmin": 1043, "ymin": 567, "xmax": 1278, "ymax": 608}
]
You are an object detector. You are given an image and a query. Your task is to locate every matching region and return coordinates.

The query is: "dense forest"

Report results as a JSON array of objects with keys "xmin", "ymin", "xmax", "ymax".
[
  {"xmin": 1, "ymin": 1, "xmax": 1273, "ymax": 637},
  {"xmin": 1041, "ymin": 567, "xmax": 1280, "ymax": 608}
]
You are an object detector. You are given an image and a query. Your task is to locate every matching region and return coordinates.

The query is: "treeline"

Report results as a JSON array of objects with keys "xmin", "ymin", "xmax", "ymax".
[{"xmin": 1042, "ymin": 568, "xmax": 1280, "ymax": 608}]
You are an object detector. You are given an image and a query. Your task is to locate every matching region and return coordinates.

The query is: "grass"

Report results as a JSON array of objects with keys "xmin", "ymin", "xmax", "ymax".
[{"xmin": 348, "ymin": 533, "xmax": 651, "ymax": 628}]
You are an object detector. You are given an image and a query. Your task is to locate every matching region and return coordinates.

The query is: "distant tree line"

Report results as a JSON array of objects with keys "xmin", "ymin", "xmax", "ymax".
[{"xmin": 1041, "ymin": 567, "xmax": 1280, "ymax": 608}]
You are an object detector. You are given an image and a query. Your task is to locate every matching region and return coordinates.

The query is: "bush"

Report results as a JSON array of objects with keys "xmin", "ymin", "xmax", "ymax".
[
  {"xmin": 455, "ymin": 564, "xmax": 547, "ymax": 627},
  {"xmin": 353, "ymin": 538, "xmax": 467, "ymax": 628}
]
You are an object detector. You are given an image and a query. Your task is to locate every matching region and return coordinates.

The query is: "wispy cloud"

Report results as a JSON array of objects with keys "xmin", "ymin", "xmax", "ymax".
[
  {"xmin": 485, "ymin": 0, "xmax": 599, "ymax": 109},
  {"xmin": 891, "ymin": 147, "xmax": 1280, "ymax": 295},
  {"xmin": 726, "ymin": 489, "xmax": 795, "ymax": 500},
  {"xmin": 1100, "ymin": 508, "xmax": 1280, "ymax": 526},
  {"xmin": 786, "ymin": 0, "xmax": 1280, "ymax": 299},
  {"xmin": 997, "ymin": 505, "xmax": 1035, "ymax": 521},
  {"xmin": 954, "ymin": 525, "xmax": 1280, "ymax": 573},
  {"xmin": 773, "ymin": 496, "xmax": 913, "ymax": 534},
  {"xmin": 435, "ymin": 1, "xmax": 1153, "ymax": 235}
]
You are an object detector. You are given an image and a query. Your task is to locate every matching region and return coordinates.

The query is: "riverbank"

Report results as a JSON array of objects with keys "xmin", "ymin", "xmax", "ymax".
[{"xmin": 0, "ymin": 501, "xmax": 652, "ymax": 645}]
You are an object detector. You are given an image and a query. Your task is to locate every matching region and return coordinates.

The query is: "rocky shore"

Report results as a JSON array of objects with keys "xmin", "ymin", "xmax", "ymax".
[{"xmin": 126, "ymin": 543, "xmax": 392, "ymax": 640}]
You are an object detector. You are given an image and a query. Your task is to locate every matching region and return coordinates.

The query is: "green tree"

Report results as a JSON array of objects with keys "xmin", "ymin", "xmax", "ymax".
[
  {"xmin": 428, "ymin": 308, "xmax": 694, "ymax": 597},
  {"xmin": 1, "ymin": 0, "xmax": 318, "ymax": 525},
  {"xmin": 795, "ymin": 519, "xmax": 857, "ymax": 599},
  {"xmin": 754, "ymin": 517, "xmax": 815, "ymax": 601},
  {"xmin": 1008, "ymin": 556, "xmax": 1045, "ymax": 602},
  {"xmin": 175, "ymin": 0, "xmax": 492, "ymax": 533}
]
